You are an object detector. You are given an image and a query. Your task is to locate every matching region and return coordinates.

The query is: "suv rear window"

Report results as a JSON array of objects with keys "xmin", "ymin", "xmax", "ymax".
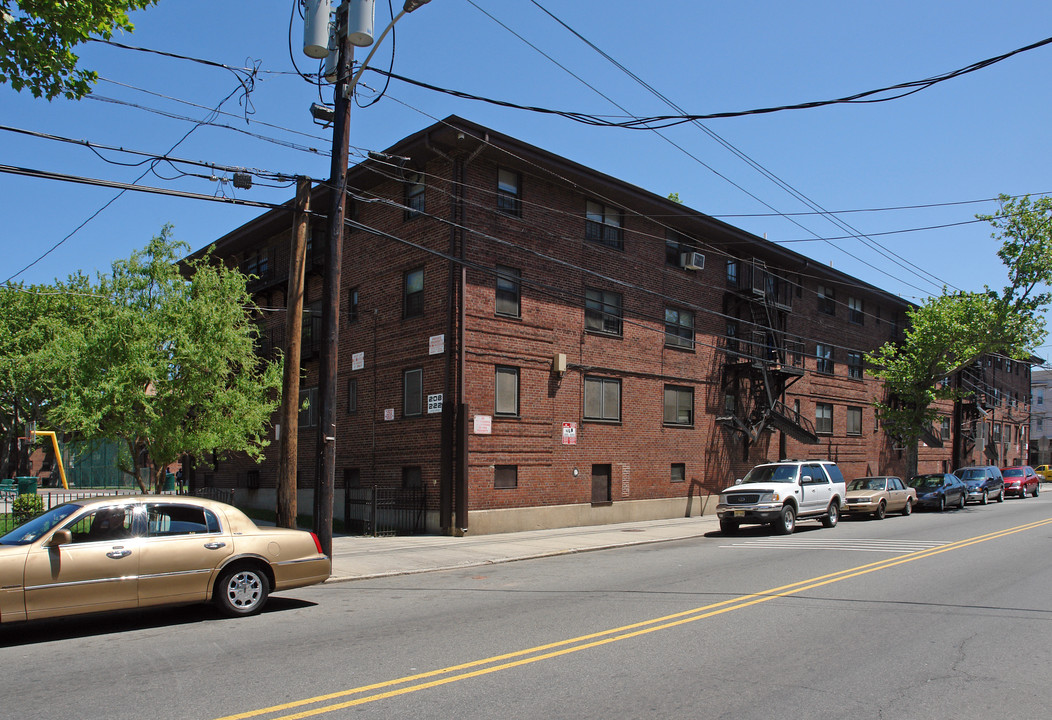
[{"xmin": 824, "ymin": 465, "xmax": 846, "ymax": 485}]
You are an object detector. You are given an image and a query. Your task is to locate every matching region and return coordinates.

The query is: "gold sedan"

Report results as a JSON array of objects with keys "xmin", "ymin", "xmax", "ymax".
[
  {"xmin": 0, "ymin": 495, "xmax": 331, "ymax": 623},
  {"xmin": 843, "ymin": 476, "xmax": 917, "ymax": 519}
]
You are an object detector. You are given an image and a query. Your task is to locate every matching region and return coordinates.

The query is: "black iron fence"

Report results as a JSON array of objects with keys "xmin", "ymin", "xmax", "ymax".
[{"xmin": 344, "ymin": 486, "xmax": 426, "ymax": 537}]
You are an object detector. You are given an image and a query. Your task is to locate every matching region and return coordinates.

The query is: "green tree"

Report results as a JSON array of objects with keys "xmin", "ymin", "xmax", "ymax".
[
  {"xmin": 1, "ymin": 0, "xmax": 160, "ymax": 100},
  {"xmin": 0, "ymin": 276, "xmax": 94, "ymax": 477},
  {"xmin": 47, "ymin": 228, "xmax": 282, "ymax": 491},
  {"xmin": 868, "ymin": 194, "xmax": 1052, "ymax": 476}
]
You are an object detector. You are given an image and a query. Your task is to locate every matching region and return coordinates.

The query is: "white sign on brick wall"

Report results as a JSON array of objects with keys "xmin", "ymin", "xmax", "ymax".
[
  {"xmin": 428, "ymin": 394, "xmax": 443, "ymax": 413},
  {"xmin": 352, "ymin": 352, "xmax": 364, "ymax": 371}
]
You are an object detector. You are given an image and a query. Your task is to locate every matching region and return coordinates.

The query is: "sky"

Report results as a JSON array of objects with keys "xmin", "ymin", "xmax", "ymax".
[{"xmin": 3, "ymin": 0, "xmax": 1051, "ymax": 353}]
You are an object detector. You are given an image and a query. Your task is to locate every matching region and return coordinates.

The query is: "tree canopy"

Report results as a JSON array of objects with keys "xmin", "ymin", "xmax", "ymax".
[
  {"xmin": 1, "ymin": 0, "xmax": 160, "ymax": 100},
  {"xmin": 2, "ymin": 228, "xmax": 282, "ymax": 491},
  {"xmin": 868, "ymin": 194, "xmax": 1052, "ymax": 473}
]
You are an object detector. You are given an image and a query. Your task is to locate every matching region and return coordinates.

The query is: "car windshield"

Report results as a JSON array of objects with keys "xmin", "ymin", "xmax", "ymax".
[
  {"xmin": 909, "ymin": 475, "xmax": 943, "ymax": 489},
  {"xmin": 741, "ymin": 464, "xmax": 799, "ymax": 484},
  {"xmin": 1002, "ymin": 468, "xmax": 1023, "ymax": 477},
  {"xmin": 849, "ymin": 478, "xmax": 886, "ymax": 491},
  {"xmin": 955, "ymin": 469, "xmax": 984, "ymax": 480},
  {"xmin": 0, "ymin": 503, "xmax": 81, "ymax": 546}
]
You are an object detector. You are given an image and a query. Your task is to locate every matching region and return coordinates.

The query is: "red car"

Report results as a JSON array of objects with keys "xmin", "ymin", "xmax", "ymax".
[{"xmin": 1001, "ymin": 466, "xmax": 1041, "ymax": 498}]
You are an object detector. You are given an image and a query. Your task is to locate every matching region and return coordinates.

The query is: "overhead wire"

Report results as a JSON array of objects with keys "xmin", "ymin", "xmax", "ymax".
[{"xmin": 523, "ymin": 0, "xmax": 956, "ymax": 295}]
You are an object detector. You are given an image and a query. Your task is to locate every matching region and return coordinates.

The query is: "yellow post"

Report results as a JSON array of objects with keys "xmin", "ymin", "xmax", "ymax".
[{"xmin": 35, "ymin": 431, "xmax": 69, "ymax": 490}]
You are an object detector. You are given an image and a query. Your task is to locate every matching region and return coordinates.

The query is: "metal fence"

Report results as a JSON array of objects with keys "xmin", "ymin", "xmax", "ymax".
[{"xmin": 343, "ymin": 486, "xmax": 426, "ymax": 537}]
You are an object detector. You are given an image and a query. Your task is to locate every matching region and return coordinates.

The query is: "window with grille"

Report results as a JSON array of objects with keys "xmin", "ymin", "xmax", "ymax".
[
  {"xmin": 496, "ymin": 169, "xmax": 521, "ymax": 216},
  {"xmin": 585, "ymin": 200, "xmax": 623, "ymax": 249},
  {"xmin": 585, "ymin": 288, "xmax": 622, "ymax": 336}
]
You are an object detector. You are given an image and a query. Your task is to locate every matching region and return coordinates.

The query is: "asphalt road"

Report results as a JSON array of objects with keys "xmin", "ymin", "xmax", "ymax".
[{"xmin": 2, "ymin": 496, "xmax": 1049, "ymax": 720}]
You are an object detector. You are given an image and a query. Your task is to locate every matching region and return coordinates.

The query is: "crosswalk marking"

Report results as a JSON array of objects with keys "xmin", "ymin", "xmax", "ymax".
[{"xmin": 721, "ymin": 537, "xmax": 949, "ymax": 553}]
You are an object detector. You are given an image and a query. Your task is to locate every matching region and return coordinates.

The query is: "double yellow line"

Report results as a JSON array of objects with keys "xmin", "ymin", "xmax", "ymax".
[{"xmin": 216, "ymin": 518, "xmax": 1052, "ymax": 720}]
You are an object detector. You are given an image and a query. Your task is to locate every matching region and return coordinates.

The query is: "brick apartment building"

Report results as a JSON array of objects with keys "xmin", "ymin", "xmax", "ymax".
[{"xmin": 196, "ymin": 116, "xmax": 1031, "ymax": 534}]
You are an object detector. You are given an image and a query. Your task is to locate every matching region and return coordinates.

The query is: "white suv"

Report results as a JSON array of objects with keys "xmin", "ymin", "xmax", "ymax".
[{"xmin": 716, "ymin": 460, "xmax": 846, "ymax": 535}]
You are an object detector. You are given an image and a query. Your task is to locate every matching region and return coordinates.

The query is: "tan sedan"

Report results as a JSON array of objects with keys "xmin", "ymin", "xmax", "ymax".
[
  {"xmin": 843, "ymin": 476, "xmax": 917, "ymax": 519},
  {"xmin": 0, "ymin": 495, "xmax": 331, "ymax": 623}
]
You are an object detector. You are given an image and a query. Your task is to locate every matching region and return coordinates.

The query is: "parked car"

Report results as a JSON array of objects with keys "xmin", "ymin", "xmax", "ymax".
[
  {"xmin": 952, "ymin": 466, "xmax": 1005, "ymax": 505},
  {"xmin": 907, "ymin": 473, "xmax": 967, "ymax": 511},
  {"xmin": 716, "ymin": 459, "xmax": 846, "ymax": 535},
  {"xmin": 1001, "ymin": 466, "xmax": 1041, "ymax": 498},
  {"xmin": 843, "ymin": 476, "xmax": 916, "ymax": 519},
  {"xmin": 1033, "ymin": 465, "xmax": 1052, "ymax": 482},
  {"xmin": 0, "ymin": 495, "xmax": 332, "ymax": 624}
]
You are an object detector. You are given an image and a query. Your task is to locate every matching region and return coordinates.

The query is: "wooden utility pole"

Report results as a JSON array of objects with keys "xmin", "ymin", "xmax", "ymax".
[
  {"xmin": 276, "ymin": 176, "xmax": 311, "ymax": 528},
  {"xmin": 314, "ymin": 2, "xmax": 353, "ymax": 556}
]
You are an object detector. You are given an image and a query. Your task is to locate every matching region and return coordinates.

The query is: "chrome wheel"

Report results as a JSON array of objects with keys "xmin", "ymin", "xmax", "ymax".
[{"xmin": 216, "ymin": 566, "xmax": 270, "ymax": 617}]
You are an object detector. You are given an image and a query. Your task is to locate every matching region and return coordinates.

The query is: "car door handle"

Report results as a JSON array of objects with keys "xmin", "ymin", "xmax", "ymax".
[
  {"xmin": 106, "ymin": 548, "xmax": 132, "ymax": 559},
  {"xmin": 204, "ymin": 542, "xmax": 227, "ymax": 550}
]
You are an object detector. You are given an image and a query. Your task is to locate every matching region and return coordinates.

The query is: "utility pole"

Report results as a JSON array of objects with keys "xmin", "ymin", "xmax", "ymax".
[
  {"xmin": 276, "ymin": 176, "xmax": 311, "ymax": 529},
  {"xmin": 313, "ymin": 1, "xmax": 353, "ymax": 557}
]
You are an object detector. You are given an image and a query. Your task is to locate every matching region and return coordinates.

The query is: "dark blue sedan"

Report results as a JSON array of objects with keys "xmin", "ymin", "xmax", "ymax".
[{"xmin": 907, "ymin": 473, "xmax": 967, "ymax": 511}]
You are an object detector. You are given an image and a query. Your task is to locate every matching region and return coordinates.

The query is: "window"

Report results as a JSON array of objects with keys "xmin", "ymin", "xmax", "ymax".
[
  {"xmin": 847, "ymin": 351, "xmax": 864, "ymax": 380},
  {"xmin": 726, "ymin": 259, "xmax": 739, "ymax": 288},
  {"xmin": 847, "ymin": 406, "xmax": 862, "ymax": 436},
  {"xmin": 494, "ymin": 465, "xmax": 518, "ymax": 489},
  {"xmin": 585, "ymin": 288, "xmax": 623, "ymax": 336},
  {"xmin": 495, "ymin": 366, "xmax": 519, "ymax": 416},
  {"xmin": 816, "ymin": 343, "xmax": 834, "ymax": 374},
  {"xmin": 347, "ymin": 286, "xmax": 359, "ymax": 323},
  {"xmin": 1037, "ymin": 390, "xmax": 1044, "ymax": 405},
  {"xmin": 664, "ymin": 385, "xmax": 694, "ymax": 426},
  {"xmin": 664, "ymin": 307, "xmax": 695, "ymax": 349},
  {"xmin": 241, "ymin": 249, "xmax": 269, "ymax": 281},
  {"xmin": 591, "ymin": 464, "xmax": 611, "ymax": 504},
  {"xmin": 585, "ymin": 200, "xmax": 623, "ymax": 249},
  {"xmin": 402, "ymin": 466, "xmax": 422, "ymax": 489},
  {"xmin": 403, "ymin": 368, "xmax": 423, "ymax": 417},
  {"xmin": 495, "ymin": 265, "xmax": 521, "ymax": 317},
  {"xmin": 993, "ymin": 423, "xmax": 1002, "ymax": 443},
  {"xmin": 405, "ymin": 172, "xmax": 425, "ymax": 219},
  {"xmin": 584, "ymin": 377, "xmax": 621, "ymax": 421},
  {"xmin": 815, "ymin": 403, "xmax": 833, "ymax": 435},
  {"xmin": 496, "ymin": 169, "xmax": 521, "ymax": 216},
  {"xmin": 726, "ymin": 320, "xmax": 739, "ymax": 354},
  {"xmin": 848, "ymin": 297, "xmax": 864, "ymax": 324},
  {"xmin": 665, "ymin": 230, "xmax": 695, "ymax": 266},
  {"xmin": 302, "ymin": 300, "xmax": 322, "ymax": 358},
  {"xmin": 670, "ymin": 463, "xmax": 686, "ymax": 484},
  {"xmin": 941, "ymin": 416, "xmax": 951, "ymax": 440},
  {"xmin": 299, "ymin": 386, "xmax": 318, "ymax": 428},
  {"xmin": 147, "ymin": 504, "xmax": 217, "ymax": 537},
  {"xmin": 817, "ymin": 284, "xmax": 836, "ymax": 315},
  {"xmin": 67, "ymin": 505, "xmax": 135, "ymax": 543},
  {"xmin": 404, "ymin": 268, "xmax": 424, "ymax": 318},
  {"xmin": 347, "ymin": 378, "xmax": 357, "ymax": 414}
]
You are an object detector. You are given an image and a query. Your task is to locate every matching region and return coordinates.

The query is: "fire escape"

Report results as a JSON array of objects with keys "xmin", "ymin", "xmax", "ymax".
[
  {"xmin": 716, "ymin": 259, "xmax": 817, "ymax": 445},
  {"xmin": 956, "ymin": 363, "xmax": 999, "ymax": 462}
]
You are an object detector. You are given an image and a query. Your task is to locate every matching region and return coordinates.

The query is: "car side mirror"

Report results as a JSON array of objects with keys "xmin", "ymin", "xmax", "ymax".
[
  {"xmin": 47, "ymin": 529, "xmax": 72, "ymax": 547},
  {"xmin": 734, "ymin": 478, "xmax": 743, "ymax": 485},
  {"xmin": 801, "ymin": 475, "xmax": 812, "ymax": 485}
]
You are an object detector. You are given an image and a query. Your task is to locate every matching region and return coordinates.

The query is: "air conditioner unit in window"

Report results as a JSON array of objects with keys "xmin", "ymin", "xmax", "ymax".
[{"xmin": 680, "ymin": 251, "xmax": 705, "ymax": 270}]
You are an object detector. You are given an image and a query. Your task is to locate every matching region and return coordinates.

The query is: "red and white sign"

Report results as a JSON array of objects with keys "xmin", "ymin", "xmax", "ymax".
[
  {"xmin": 562, "ymin": 422, "xmax": 577, "ymax": 445},
  {"xmin": 474, "ymin": 415, "xmax": 492, "ymax": 434}
]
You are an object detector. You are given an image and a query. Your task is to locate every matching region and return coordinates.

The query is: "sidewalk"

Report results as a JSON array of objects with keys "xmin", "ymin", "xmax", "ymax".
[{"xmin": 326, "ymin": 514, "xmax": 721, "ymax": 582}]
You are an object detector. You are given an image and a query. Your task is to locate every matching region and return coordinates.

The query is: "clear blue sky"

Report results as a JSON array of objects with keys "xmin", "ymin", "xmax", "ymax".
[{"xmin": 3, "ymin": 1, "xmax": 1051, "ymax": 352}]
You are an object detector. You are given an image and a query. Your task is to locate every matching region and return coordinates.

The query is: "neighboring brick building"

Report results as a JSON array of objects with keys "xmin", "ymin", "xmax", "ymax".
[
  {"xmin": 197, "ymin": 116, "xmax": 1028, "ymax": 534},
  {"xmin": 1029, "ymin": 368, "xmax": 1052, "ymax": 466}
]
